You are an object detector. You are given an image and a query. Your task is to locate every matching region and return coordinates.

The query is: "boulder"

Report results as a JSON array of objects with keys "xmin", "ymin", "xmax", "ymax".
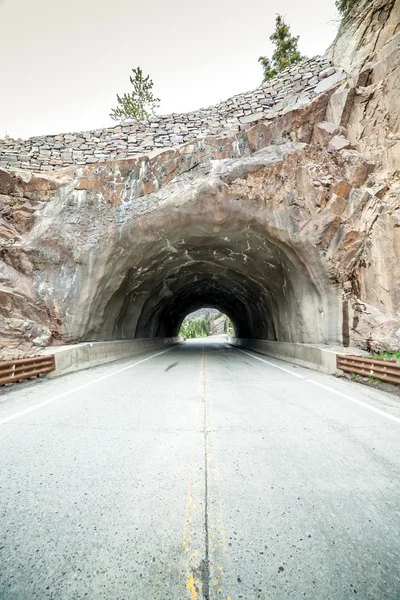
[
  {"xmin": 313, "ymin": 121, "xmax": 340, "ymax": 145},
  {"xmin": 328, "ymin": 135, "xmax": 351, "ymax": 152}
]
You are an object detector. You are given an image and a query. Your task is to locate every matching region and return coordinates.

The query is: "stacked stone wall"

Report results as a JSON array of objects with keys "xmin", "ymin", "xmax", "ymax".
[{"xmin": 0, "ymin": 57, "xmax": 343, "ymax": 171}]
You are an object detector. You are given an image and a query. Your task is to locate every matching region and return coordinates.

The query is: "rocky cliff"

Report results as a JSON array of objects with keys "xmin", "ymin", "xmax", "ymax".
[
  {"xmin": 327, "ymin": 0, "xmax": 400, "ymax": 350},
  {"xmin": 0, "ymin": 0, "xmax": 399, "ymax": 358}
]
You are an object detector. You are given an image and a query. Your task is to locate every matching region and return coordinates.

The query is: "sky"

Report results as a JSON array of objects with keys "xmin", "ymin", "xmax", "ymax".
[{"xmin": 0, "ymin": 0, "xmax": 340, "ymax": 140}]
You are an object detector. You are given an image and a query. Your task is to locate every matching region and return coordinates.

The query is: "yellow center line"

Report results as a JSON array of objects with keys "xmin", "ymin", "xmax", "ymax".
[
  {"xmin": 181, "ymin": 346, "xmax": 206, "ymax": 599},
  {"xmin": 181, "ymin": 343, "xmax": 231, "ymax": 600},
  {"xmin": 204, "ymin": 347, "xmax": 232, "ymax": 600}
]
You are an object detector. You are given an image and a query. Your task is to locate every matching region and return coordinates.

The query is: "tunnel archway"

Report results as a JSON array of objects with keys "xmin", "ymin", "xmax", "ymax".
[
  {"xmin": 134, "ymin": 271, "xmax": 271, "ymax": 340},
  {"xmin": 80, "ymin": 192, "xmax": 341, "ymax": 345},
  {"xmin": 41, "ymin": 142, "xmax": 343, "ymax": 347}
]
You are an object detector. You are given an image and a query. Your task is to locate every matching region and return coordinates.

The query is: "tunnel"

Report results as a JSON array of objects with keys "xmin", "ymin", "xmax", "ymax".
[
  {"xmin": 78, "ymin": 208, "xmax": 341, "ymax": 346},
  {"xmin": 47, "ymin": 144, "xmax": 344, "ymax": 347}
]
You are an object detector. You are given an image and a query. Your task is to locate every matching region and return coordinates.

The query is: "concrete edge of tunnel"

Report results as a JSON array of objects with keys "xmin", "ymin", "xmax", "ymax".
[
  {"xmin": 228, "ymin": 338, "xmax": 364, "ymax": 375},
  {"xmin": 39, "ymin": 337, "xmax": 183, "ymax": 378}
]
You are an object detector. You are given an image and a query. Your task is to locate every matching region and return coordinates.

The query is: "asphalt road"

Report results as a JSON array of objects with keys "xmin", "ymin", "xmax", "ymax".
[{"xmin": 0, "ymin": 338, "xmax": 399, "ymax": 599}]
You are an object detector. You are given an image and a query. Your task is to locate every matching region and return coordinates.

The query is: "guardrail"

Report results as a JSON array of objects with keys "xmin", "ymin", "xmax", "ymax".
[
  {"xmin": 337, "ymin": 355, "xmax": 400, "ymax": 384},
  {"xmin": 0, "ymin": 355, "xmax": 55, "ymax": 387}
]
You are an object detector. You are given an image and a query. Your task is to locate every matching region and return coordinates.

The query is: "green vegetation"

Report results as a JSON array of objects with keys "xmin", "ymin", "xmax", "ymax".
[
  {"xmin": 349, "ymin": 372, "xmax": 382, "ymax": 384},
  {"xmin": 179, "ymin": 311, "xmax": 234, "ymax": 339},
  {"xmin": 335, "ymin": 0, "xmax": 359, "ymax": 17},
  {"xmin": 369, "ymin": 350, "xmax": 400, "ymax": 362},
  {"xmin": 351, "ymin": 372, "xmax": 361, "ymax": 382},
  {"xmin": 259, "ymin": 14, "xmax": 305, "ymax": 83},
  {"xmin": 179, "ymin": 314, "xmax": 213, "ymax": 339},
  {"xmin": 110, "ymin": 67, "xmax": 160, "ymax": 123},
  {"xmin": 223, "ymin": 318, "xmax": 234, "ymax": 336}
]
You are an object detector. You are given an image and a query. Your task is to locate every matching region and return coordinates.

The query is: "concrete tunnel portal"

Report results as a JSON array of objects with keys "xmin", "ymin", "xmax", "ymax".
[
  {"xmin": 82, "ymin": 216, "xmax": 341, "ymax": 345},
  {"xmin": 49, "ymin": 152, "xmax": 343, "ymax": 348}
]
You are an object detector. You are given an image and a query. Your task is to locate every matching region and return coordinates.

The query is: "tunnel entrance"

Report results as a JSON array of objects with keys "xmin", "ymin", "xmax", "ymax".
[
  {"xmin": 41, "ymin": 141, "xmax": 343, "ymax": 348},
  {"xmin": 82, "ymin": 208, "xmax": 340, "ymax": 346},
  {"xmin": 179, "ymin": 309, "xmax": 234, "ymax": 339}
]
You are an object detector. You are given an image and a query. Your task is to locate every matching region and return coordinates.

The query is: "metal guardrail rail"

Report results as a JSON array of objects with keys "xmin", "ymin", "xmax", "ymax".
[
  {"xmin": 0, "ymin": 355, "xmax": 55, "ymax": 386},
  {"xmin": 337, "ymin": 354, "xmax": 400, "ymax": 384}
]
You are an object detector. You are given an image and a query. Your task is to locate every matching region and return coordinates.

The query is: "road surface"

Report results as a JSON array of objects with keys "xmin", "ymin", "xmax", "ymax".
[{"xmin": 0, "ymin": 339, "xmax": 399, "ymax": 599}]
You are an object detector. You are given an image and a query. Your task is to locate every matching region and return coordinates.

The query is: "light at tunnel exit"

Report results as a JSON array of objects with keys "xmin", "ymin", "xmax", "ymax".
[{"xmin": 179, "ymin": 308, "xmax": 234, "ymax": 339}]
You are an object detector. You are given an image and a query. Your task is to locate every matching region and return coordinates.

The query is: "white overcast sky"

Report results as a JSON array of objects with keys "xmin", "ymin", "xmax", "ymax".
[{"xmin": 0, "ymin": 0, "xmax": 340, "ymax": 139}]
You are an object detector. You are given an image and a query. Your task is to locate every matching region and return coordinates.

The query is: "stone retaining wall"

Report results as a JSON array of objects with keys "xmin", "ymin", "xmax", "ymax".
[{"xmin": 0, "ymin": 57, "xmax": 344, "ymax": 171}]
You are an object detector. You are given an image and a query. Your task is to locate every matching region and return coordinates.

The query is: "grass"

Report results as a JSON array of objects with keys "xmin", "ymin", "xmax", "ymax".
[
  {"xmin": 368, "ymin": 351, "xmax": 400, "ymax": 363},
  {"xmin": 349, "ymin": 372, "xmax": 382, "ymax": 384},
  {"xmin": 351, "ymin": 372, "xmax": 361, "ymax": 382}
]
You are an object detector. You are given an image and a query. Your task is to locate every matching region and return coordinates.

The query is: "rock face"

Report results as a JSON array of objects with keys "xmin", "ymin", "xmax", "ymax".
[
  {"xmin": 326, "ymin": 0, "xmax": 400, "ymax": 351},
  {"xmin": 0, "ymin": 0, "xmax": 399, "ymax": 358},
  {"xmin": 211, "ymin": 315, "xmax": 226, "ymax": 336}
]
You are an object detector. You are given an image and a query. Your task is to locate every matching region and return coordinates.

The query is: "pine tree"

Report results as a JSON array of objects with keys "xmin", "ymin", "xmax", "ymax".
[
  {"xmin": 259, "ymin": 14, "xmax": 305, "ymax": 83},
  {"xmin": 110, "ymin": 67, "xmax": 160, "ymax": 123},
  {"xmin": 335, "ymin": 0, "xmax": 358, "ymax": 17}
]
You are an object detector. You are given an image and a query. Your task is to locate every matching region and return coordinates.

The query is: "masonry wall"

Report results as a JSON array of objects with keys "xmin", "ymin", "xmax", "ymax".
[{"xmin": 0, "ymin": 57, "xmax": 343, "ymax": 171}]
